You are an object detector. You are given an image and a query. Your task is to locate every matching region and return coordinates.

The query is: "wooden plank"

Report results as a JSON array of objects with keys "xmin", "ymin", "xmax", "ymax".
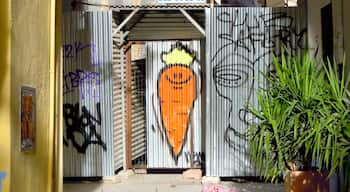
[
  {"xmin": 142, "ymin": 13, "xmax": 205, "ymax": 18},
  {"xmin": 131, "ymin": 27, "xmax": 197, "ymax": 32},
  {"xmin": 125, "ymin": 42, "xmax": 133, "ymax": 169},
  {"xmin": 127, "ymin": 31, "xmax": 202, "ymax": 41},
  {"xmin": 139, "ymin": 18, "xmax": 190, "ymax": 23},
  {"xmin": 135, "ymin": 23, "xmax": 194, "ymax": 28},
  {"xmin": 210, "ymin": 0, "xmax": 215, "ymax": 8}
]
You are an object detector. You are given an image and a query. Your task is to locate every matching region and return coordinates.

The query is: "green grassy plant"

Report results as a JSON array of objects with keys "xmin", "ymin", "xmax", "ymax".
[{"xmin": 248, "ymin": 51, "xmax": 350, "ymax": 186}]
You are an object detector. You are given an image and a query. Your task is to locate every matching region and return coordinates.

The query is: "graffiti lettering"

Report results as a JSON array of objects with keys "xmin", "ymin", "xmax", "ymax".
[
  {"xmin": 184, "ymin": 152, "xmax": 204, "ymax": 166},
  {"xmin": 63, "ymin": 102, "xmax": 106, "ymax": 153},
  {"xmin": 214, "ymin": 10, "xmax": 306, "ymax": 61},
  {"xmin": 212, "ymin": 10, "xmax": 306, "ymax": 148},
  {"xmin": 0, "ymin": 172, "xmax": 5, "ymax": 192},
  {"xmin": 63, "ymin": 69, "xmax": 101, "ymax": 99},
  {"xmin": 63, "ymin": 41, "xmax": 100, "ymax": 65}
]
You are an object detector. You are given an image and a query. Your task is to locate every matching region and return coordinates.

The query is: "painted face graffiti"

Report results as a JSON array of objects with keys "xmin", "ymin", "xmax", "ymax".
[
  {"xmin": 212, "ymin": 10, "xmax": 307, "ymax": 149},
  {"xmin": 157, "ymin": 44, "xmax": 198, "ymax": 160},
  {"xmin": 213, "ymin": 55, "xmax": 255, "ymax": 149}
]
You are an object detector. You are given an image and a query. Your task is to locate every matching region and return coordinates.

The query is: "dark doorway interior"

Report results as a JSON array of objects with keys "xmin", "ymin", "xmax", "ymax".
[
  {"xmin": 321, "ymin": 3, "xmax": 333, "ymax": 61},
  {"xmin": 221, "ymin": 0, "xmax": 257, "ymax": 6},
  {"xmin": 128, "ymin": 42, "xmax": 147, "ymax": 169}
]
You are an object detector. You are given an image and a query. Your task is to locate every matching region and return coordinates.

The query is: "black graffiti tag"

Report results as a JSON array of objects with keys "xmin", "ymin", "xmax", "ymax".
[
  {"xmin": 214, "ymin": 10, "xmax": 307, "ymax": 62},
  {"xmin": 63, "ymin": 102, "xmax": 107, "ymax": 153},
  {"xmin": 184, "ymin": 152, "xmax": 204, "ymax": 166}
]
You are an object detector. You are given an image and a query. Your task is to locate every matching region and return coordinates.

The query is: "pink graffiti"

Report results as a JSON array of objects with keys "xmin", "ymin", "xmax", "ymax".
[{"xmin": 203, "ymin": 184, "xmax": 239, "ymax": 192}]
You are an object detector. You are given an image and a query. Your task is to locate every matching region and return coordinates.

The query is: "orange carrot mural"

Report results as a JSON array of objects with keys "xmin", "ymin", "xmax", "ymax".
[{"xmin": 158, "ymin": 44, "xmax": 198, "ymax": 159}]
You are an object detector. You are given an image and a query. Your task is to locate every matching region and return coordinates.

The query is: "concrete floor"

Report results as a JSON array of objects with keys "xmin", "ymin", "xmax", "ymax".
[{"xmin": 63, "ymin": 174, "xmax": 284, "ymax": 192}]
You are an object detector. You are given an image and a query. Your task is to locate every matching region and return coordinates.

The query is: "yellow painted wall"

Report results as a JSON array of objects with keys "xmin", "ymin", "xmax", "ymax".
[
  {"xmin": 53, "ymin": 0, "xmax": 63, "ymax": 191},
  {"xmin": 0, "ymin": 0, "xmax": 11, "ymax": 191},
  {"xmin": 10, "ymin": 0, "xmax": 56, "ymax": 191}
]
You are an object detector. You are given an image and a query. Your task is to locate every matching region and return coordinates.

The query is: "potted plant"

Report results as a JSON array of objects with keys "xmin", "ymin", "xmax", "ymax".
[{"xmin": 247, "ymin": 50, "xmax": 350, "ymax": 192}]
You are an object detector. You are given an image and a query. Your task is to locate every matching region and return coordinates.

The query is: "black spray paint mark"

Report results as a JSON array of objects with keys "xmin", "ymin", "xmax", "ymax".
[
  {"xmin": 63, "ymin": 102, "xmax": 106, "ymax": 153},
  {"xmin": 213, "ymin": 11, "xmax": 306, "ymax": 61},
  {"xmin": 184, "ymin": 152, "xmax": 205, "ymax": 166}
]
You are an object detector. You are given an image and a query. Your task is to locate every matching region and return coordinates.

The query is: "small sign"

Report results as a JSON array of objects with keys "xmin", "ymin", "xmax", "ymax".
[
  {"xmin": 20, "ymin": 86, "xmax": 36, "ymax": 152},
  {"xmin": 158, "ymin": 0, "xmax": 206, "ymax": 3},
  {"xmin": 131, "ymin": 44, "xmax": 146, "ymax": 61}
]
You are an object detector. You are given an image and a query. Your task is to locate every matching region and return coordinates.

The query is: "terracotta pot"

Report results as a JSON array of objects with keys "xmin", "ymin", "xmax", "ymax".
[{"xmin": 285, "ymin": 171, "xmax": 329, "ymax": 192}]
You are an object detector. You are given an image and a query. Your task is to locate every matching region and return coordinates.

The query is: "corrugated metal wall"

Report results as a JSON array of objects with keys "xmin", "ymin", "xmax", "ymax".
[
  {"xmin": 63, "ymin": 11, "xmax": 114, "ymax": 177},
  {"xmin": 205, "ymin": 7, "xmax": 307, "ymax": 176},
  {"xmin": 112, "ymin": 18, "xmax": 126, "ymax": 171},
  {"xmin": 146, "ymin": 41, "xmax": 203, "ymax": 168}
]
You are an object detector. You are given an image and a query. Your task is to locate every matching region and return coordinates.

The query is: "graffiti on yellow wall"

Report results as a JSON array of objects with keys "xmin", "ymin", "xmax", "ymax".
[{"xmin": 157, "ymin": 43, "xmax": 198, "ymax": 160}]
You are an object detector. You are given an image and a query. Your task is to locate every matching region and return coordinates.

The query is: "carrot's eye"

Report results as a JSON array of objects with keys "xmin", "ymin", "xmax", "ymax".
[{"xmin": 173, "ymin": 72, "xmax": 183, "ymax": 80}]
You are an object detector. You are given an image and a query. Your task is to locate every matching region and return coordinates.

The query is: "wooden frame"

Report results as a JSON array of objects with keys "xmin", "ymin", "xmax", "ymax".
[{"xmin": 125, "ymin": 42, "xmax": 133, "ymax": 169}]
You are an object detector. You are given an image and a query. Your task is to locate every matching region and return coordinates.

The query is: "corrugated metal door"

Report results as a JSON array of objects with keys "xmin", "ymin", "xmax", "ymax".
[
  {"xmin": 63, "ymin": 11, "xmax": 114, "ymax": 177},
  {"xmin": 205, "ymin": 7, "xmax": 307, "ymax": 176},
  {"xmin": 112, "ymin": 18, "xmax": 126, "ymax": 172},
  {"xmin": 146, "ymin": 41, "xmax": 203, "ymax": 168}
]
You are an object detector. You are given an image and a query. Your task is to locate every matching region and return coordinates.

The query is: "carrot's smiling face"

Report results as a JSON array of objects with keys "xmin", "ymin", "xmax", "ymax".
[
  {"xmin": 165, "ymin": 67, "xmax": 193, "ymax": 84},
  {"xmin": 159, "ymin": 65, "xmax": 196, "ymax": 93},
  {"xmin": 162, "ymin": 65, "xmax": 195, "ymax": 90}
]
